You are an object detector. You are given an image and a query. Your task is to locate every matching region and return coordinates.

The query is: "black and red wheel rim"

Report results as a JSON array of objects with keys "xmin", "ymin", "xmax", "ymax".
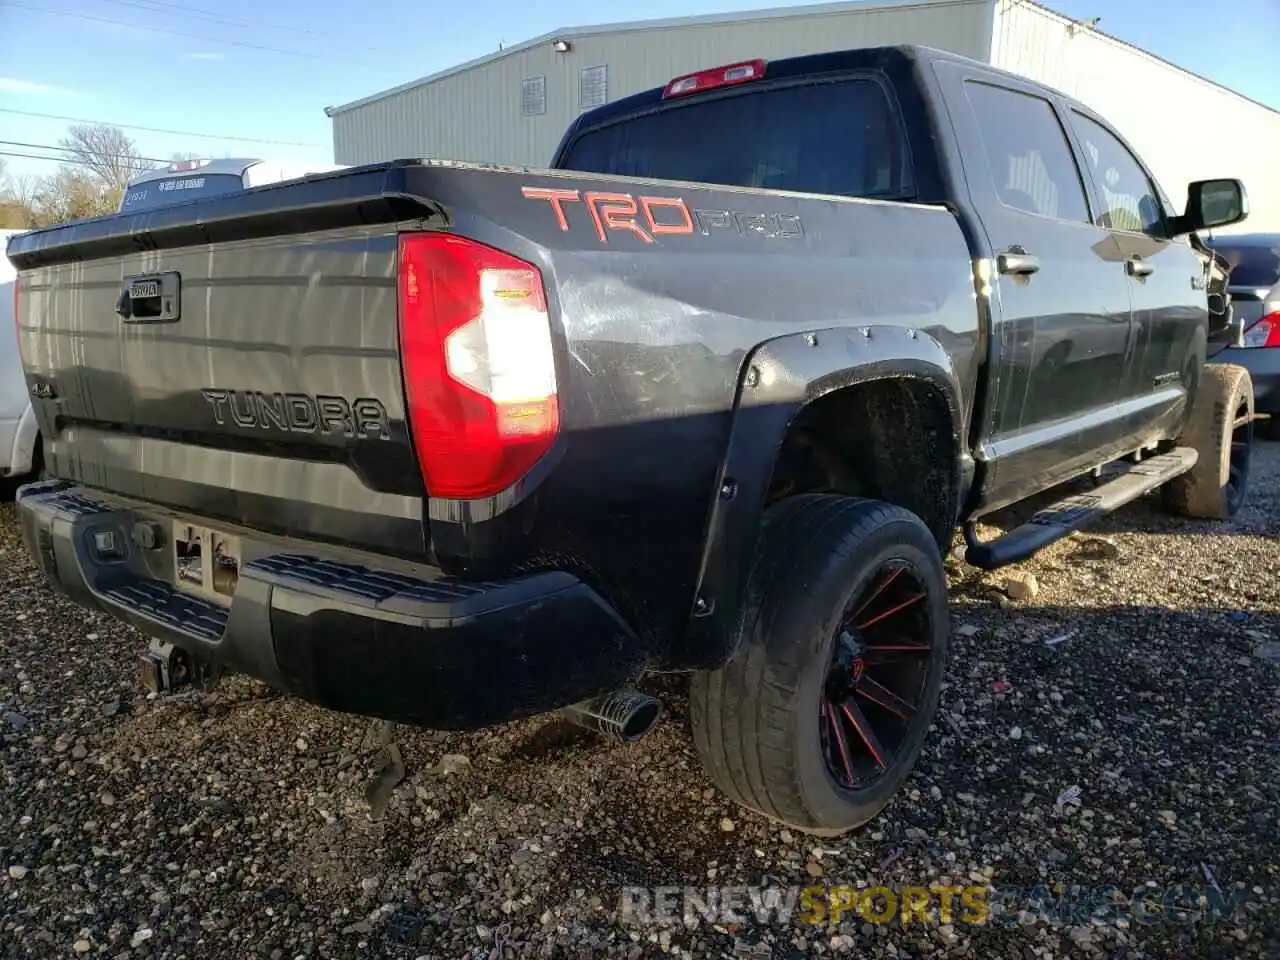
[{"xmin": 820, "ymin": 559, "xmax": 936, "ymax": 790}]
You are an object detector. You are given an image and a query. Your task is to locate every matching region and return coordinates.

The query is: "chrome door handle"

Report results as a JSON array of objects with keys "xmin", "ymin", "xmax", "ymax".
[
  {"xmin": 1126, "ymin": 258, "xmax": 1155, "ymax": 278},
  {"xmin": 997, "ymin": 251, "xmax": 1041, "ymax": 276}
]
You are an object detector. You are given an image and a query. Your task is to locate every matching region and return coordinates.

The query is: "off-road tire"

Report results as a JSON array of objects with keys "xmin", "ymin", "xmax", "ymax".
[
  {"xmin": 688, "ymin": 494, "xmax": 949, "ymax": 836},
  {"xmin": 1163, "ymin": 363, "xmax": 1254, "ymax": 519}
]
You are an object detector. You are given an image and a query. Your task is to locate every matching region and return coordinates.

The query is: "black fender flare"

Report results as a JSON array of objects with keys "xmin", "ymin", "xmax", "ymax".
[{"xmin": 673, "ymin": 324, "xmax": 967, "ymax": 670}]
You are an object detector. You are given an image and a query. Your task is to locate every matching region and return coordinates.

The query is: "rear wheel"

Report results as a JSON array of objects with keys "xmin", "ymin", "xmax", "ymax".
[
  {"xmin": 689, "ymin": 495, "xmax": 949, "ymax": 836},
  {"xmin": 1163, "ymin": 364, "xmax": 1254, "ymax": 519}
]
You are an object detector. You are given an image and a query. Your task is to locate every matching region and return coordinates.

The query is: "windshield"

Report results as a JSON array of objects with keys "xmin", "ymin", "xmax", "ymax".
[
  {"xmin": 119, "ymin": 173, "xmax": 246, "ymax": 212},
  {"xmin": 1210, "ymin": 239, "xmax": 1280, "ymax": 289},
  {"xmin": 560, "ymin": 78, "xmax": 909, "ymax": 200}
]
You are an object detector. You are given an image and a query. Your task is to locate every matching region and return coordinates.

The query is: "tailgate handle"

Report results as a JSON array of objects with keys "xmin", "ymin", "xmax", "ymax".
[{"xmin": 117, "ymin": 272, "xmax": 182, "ymax": 323}]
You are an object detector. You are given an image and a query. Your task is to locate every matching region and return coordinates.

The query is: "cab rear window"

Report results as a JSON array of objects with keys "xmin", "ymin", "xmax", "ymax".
[
  {"xmin": 120, "ymin": 174, "xmax": 245, "ymax": 212},
  {"xmin": 561, "ymin": 78, "xmax": 910, "ymax": 200}
]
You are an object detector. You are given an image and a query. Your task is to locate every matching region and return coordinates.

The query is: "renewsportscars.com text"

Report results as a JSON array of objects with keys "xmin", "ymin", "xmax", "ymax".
[{"xmin": 618, "ymin": 883, "xmax": 1253, "ymax": 929}]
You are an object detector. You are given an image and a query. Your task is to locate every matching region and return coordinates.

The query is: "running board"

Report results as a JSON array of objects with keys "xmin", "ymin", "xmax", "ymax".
[{"xmin": 964, "ymin": 447, "xmax": 1198, "ymax": 571}]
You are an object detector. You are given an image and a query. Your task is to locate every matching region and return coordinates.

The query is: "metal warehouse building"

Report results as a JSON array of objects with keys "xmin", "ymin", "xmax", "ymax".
[{"xmin": 326, "ymin": 0, "xmax": 1280, "ymax": 232}]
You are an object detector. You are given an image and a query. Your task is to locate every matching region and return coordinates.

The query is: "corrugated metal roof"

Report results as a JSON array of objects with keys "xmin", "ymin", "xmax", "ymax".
[
  {"xmin": 326, "ymin": 0, "xmax": 1279, "ymax": 121},
  {"xmin": 1011, "ymin": 0, "xmax": 1279, "ymax": 118},
  {"xmin": 323, "ymin": 0, "xmax": 981, "ymax": 116}
]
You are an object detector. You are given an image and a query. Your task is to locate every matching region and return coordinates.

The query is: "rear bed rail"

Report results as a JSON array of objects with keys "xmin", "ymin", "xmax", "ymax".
[{"xmin": 5, "ymin": 160, "xmax": 439, "ymax": 269}]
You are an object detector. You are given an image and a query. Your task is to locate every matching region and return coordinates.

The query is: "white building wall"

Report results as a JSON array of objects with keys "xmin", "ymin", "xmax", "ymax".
[
  {"xmin": 990, "ymin": 0, "xmax": 1280, "ymax": 234},
  {"xmin": 331, "ymin": 0, "xmax": 994, "ymax": 168}
]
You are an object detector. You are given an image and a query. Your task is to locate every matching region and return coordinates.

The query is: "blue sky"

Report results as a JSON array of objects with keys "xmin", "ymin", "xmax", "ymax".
[{"xmin": 1, "ymin": 0, "xmax": 1278, "ymax": 180}]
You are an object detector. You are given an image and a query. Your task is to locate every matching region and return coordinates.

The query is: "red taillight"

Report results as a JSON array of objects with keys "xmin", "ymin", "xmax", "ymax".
[
  {"xmin": 1242, "ymin": 311, "xmax": 1280, "ymax": 349},
  {"xmin": 397, "ymin": 232, "xmax": 559, "ymax": 500},
  {"xmin": 662, "ymin": 59, "xmax": 767, "ymax": 99}
]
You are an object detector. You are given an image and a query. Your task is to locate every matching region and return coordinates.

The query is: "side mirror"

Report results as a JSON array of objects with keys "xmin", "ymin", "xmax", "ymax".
[{"xmin": 1172, "ymin": 178, "xmax": 1248, "ymax": 235}]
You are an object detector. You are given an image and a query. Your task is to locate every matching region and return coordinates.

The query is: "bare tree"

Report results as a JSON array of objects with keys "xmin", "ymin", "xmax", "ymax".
[
  {"xmin": 2, "ymin": 124, "xmax": 164, "ymax": 226},
  {"xmin": 30, "ymin": 168, "xmax": 119, "ymax": 226},
  {"xmin": 57, "ymin": 124, "xmax": 156, "ymax": 192},
  {"xmin": 7, "ymin": 173, "xmax": 43, "ymax": 212},
  {"xmin": 170, "ymin": 151, "xmax": 204, "ymax": 163},
  {"xmin": 0, "ymin": 171, "xmax": 46, "ymax": 229},
  {"xmin": 0, "ymin": 200, "xmax": 23, "ymax": 230}
]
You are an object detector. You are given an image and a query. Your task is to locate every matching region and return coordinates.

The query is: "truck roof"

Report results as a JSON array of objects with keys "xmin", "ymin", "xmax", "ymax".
[
  {"xmin": 562, "ymin": 45, "xmax": 947, "ymax": 129},
  {"xmin": 555, "ymin": 43, "xmax": 1078, "ymax": 159}
]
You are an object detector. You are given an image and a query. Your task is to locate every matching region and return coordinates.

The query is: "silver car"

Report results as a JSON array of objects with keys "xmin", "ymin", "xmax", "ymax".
[{"xmin": 1208, "ymin": 233, "xmax": 1280, "ymax": 439}]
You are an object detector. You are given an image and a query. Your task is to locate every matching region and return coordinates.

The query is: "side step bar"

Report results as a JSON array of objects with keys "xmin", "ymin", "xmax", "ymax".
[{"xmin": 964, "ymin": 447, "xmax": 1197, "ymax": 570}]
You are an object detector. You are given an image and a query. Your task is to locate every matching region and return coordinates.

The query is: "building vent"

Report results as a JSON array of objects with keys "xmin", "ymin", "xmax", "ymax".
[
  {"xmin": 580, "ymin": 65, "xmax": 608, "ymax": 111},
  {"xmin": 521, "ymin": 76, "xmax": 547, "ymax": 117}
]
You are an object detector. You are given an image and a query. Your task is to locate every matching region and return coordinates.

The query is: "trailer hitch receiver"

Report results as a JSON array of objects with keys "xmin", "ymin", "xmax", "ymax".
[{"xmin": 138, "ymin": 638, "xmax": 218, "ymax": 694}]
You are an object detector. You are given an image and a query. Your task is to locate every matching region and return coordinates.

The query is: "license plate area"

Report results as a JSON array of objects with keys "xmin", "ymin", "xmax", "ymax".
[
  {"xmin": 119, "ymin": 271, "xmax": 181, "ymax": 323},
  {"xmin": 173, "ymin": 521, "xmax": 241, "ymax": 604}
]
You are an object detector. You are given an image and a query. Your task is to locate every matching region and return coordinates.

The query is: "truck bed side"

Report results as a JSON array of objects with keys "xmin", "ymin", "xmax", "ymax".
[{"xmin": 445, "ymin": 166, "xmax": 979, "ymax": 645}]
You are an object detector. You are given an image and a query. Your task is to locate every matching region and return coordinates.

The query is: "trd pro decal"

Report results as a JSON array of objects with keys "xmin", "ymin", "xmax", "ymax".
[{"xmin": 522, "ymin": 186, "xmax": 804, "ymax": 244}]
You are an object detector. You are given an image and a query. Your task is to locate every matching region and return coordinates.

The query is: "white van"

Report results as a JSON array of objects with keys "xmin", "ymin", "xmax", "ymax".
[
  {"xmin": 120, "ymin": 157, "xmax": 347, "ymax": 212},
  {"xmin": 0, "ymin": 227, "xmax": 40, "ymax": 479}
]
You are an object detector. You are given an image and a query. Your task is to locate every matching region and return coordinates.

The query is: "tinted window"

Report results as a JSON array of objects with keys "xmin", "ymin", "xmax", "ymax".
[
  {"xmin": 1071, "ymin": 112, "xmax": 1164, "ymax": 233},
  {"xmin": 965, "ymin": 82, "xmax": 1090, "ymax": 223},
  {"xmin": 1210, "ymin": 240, "xmax": 1280, "ymax": 288},
  {"xmin": 120, "ymin": 174, "xmax": 245, "ymax": 212},
  {"xmin": 561, "ymin": 79, "xmax": 908, "ymax": 199}
]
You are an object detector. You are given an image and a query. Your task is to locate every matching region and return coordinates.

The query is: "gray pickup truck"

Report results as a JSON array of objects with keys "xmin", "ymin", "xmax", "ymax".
[{"xmin": 6, "ymin": 44, "xmax": 1254, "ymax": 835}]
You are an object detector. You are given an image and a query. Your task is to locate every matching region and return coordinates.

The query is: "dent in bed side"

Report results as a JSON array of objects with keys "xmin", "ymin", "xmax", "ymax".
[{"xmin": 672, "ymin": 325, "xmax": 967, "ymax": 670}]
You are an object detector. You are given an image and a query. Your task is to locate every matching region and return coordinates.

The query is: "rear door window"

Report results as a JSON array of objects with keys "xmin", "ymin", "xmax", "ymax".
[
  {"xmin": 964, "ymin": 82, "xmax": 1091, "ymax": 224},
  {"xmin": 120, "ymin": 174, "xmax": 245, "ymax": 212},
  {"xmin": 561, "ymin": 78, "xmax": 910, "ymax": 200}
]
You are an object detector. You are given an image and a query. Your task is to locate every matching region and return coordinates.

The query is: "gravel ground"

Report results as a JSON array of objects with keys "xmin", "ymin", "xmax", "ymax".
[{"xmin": 2, "ymin": 446, "xmax": 1279, "ymax": 960}]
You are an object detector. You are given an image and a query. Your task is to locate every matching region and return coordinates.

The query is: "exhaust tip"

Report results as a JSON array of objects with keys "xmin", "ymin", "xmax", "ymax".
[
  {"xmin": 561, "ymin": 688, "xmax": 663, "ymax": 743},
  {"xmin": 616, "ymin": 697, "xmax": 662, "ymax": 741}
]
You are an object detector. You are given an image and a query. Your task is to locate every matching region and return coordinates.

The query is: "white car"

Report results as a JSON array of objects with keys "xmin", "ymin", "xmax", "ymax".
[
  {"xmin": 120, "ymin": 157, "xmax": 348, "ymax": 212},
  {"xmin": 0, "ymin": 227, "xmax": 40, "ymax": 480}
]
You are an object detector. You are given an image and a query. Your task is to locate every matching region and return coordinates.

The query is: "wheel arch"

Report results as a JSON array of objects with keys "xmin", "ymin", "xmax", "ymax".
[{"xmin": 673, "ymin": 324, "xmax": 969, "ymax": 670}]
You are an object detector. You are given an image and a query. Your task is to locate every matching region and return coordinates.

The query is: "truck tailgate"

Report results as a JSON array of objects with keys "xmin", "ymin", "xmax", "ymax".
[{"xmin": 10, "ymin": 167, "xmax": 428, "ymax": 557}]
